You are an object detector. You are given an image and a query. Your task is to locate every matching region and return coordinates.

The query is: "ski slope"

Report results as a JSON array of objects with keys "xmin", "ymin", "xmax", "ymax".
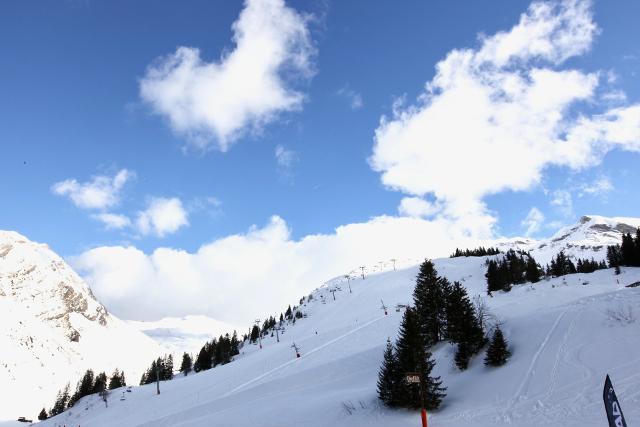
[{"xmin": 39, "ymin": 255, "xmax": 640, "ymax": 427}]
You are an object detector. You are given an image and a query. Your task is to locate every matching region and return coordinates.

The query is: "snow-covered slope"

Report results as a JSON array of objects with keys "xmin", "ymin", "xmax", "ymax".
[
  {"xmin": 127, "ymin": 315, "xmax": 241, "ymax": 357},
  {"xmin": 40, "ymin": 250, "xmax": 640, "ymax": 426},
  {"xmin": 500, "ymin": 215, "xmax": 640, "ymax": 264},
  {"xmin": 0, "ymin": 231, "xmax": 163, "ymax": 421}
]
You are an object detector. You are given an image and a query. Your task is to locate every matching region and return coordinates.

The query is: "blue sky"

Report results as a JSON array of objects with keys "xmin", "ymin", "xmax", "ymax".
[{"xmin": 1, "ymin": 0, "xmax": 639, "ymax": 322}]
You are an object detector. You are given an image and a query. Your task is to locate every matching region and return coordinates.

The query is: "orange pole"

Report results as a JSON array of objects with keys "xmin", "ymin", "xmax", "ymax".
[{"xmin": 421, "ymin": 408, "xmax": 428, "ymax": 427}]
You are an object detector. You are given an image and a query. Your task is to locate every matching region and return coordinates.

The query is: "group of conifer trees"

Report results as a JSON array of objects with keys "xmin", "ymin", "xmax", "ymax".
[
  {"xmin": 607, "ymin": 228, "xmax": 640, "ymax": 271},
  {"xmin": 486, "ymin": 249, "xmax": 611, "ymax": 294},
  {"xmin": 192, "ymin": 333, "xmax": 240, "ymax": 373},
  {"xmin": 140, "ymin": 354, "xmax": 174, "ymax": 384},
  {"xmin": 377, "ymin": 260, "xmax": 510, "ymax": 410},
  {"xmin": 450, "ymin": 246, "xmax": 501, "ymax": 258},
  {"xmin": 485, "ymin": 250, "xmax": 542, "ymax": 293},
  {"xmin": 45, "ymin": 368, "xmax": 126, "ymax": 420}
]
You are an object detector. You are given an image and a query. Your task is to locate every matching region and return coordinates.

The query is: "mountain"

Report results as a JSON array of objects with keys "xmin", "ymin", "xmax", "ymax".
[
  {"xmin": 39, "ymin": 216, "xmax": 640, "ymax": 427},
  {"xmin": 498, "ymin": 215, "xmax": 640, "ymax": 264},
  {"xmin": 0, "ymin": 231, "xmax": 162, "ymax": 421},
  {"xmin": 127, "ymin": 315, "xmax": 241, "ymax": 357}
]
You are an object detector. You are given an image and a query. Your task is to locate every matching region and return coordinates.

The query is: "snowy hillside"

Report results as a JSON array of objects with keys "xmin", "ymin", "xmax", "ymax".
[
  {"xmin": 500, "ymin": 215, "xmax": 640, "ymax": 264},
  {"xmin": 0, "ymin": 231, "xmax": 162, "ymax": 421},
  {"xmin": 40, "ymin": 251, "xmax": 640, "ymax": 426},
  {"xmin": 127, "ymin": 315, "xmax": 241, "ymax": 357}
]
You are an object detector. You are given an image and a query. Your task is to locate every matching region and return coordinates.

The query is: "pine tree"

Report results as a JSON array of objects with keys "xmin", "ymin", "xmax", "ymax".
[
  {"xmin": 635, "ymin": 228, "xmax": 640, "ymax": 266},
  {"xmin": 394, "ymin": 307, "xmax": 446, "ymax": 410},
  {"xmin": 163, "ymin": 354, "xmax": 174, "ymax": 380},
  {"xmin": 454, "ymin": 340, "xmax": 473, "ymax": 370},
  {"xmin": 108, "ymin": 369, "xmax": 125, "ymax": 389},
  {"xmin": 484, "ymin": 327, "xmax": 511, "ymax": 367},
  {"xmin": 621, "ymin": 232, "xmax": 636, "ymax": 266},
  {"xmin": 447, "ymin": 282, "xmax": 485, "ymax": 370},
  {"xmin": 377, "ymin": 339, "xmax": 399, "ymax": 407},
  {"xmin": 38, "ymin": 408, "xmax": 48, "ymax": 420},
  {"xmin": 413, "ymin": 259, "xmax": 448, "ymax": 346},
  {"xmin": 524, "ymin": 256, "xmax": 541, "ymax": 283},
  {"xmin": 250, "ymin": 325, "xmax": 260, "ymax": 343},
  {"xmin": 92, "ymin": 372, "xmax": 108, "ymax": 394},
  {"xmin": 180, "ymin": 352, "xmax": 193, "ymax": 376},
  {"xmin": 485, "ymin": 260, "xmax": 500, "ymax": 294}
]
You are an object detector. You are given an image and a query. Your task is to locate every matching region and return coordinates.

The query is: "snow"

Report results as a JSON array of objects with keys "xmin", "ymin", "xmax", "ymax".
[
  {"xmin": 0, "ymin": 231, "xmax": 162, "ymax": 422},
  {"xmin": 6, "ymin": 216, "xmax": 640, "ymax": 426},
  {"xmin": 127, "ymin": 315, "xmax": 241, "ymax": 357},
  {"xmin": 38, "ymin": 258, "xmax": 640, "ymax": 426}
]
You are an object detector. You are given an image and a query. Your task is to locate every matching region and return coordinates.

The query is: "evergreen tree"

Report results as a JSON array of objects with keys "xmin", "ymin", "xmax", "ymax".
[
  {"xmin": 485, "ymin": 260, "xmax": 500, "ymax": 294},
  {"xmin": 163, "ymin": 354, "xmax": 174, "ymax": 380},
  {"xmin": 108, "ymin": 369, "xmax": 125, "ymax": 390},
  {"xmin": 376, "ymin": 339, "xmax": 399, "ymax": 407},
  {"xmin": 447, "ymin": 282, "xmax": 485, "ymax": 370},
  {"xmin": 524, "ymin": 256, "xmax": 541, "ymax": 283},
  {"xmin": 413, "ymin": 259, "xmax": 448, "ymax": 346},
  {"xmin": 50, "ymin": 383, "xmax": 70, "ymax": 415},
  {"xmin": 607, "ymin": 244, "xmax": 622, "ymax": 268},
  {"xmin": 92, "ymin": 372, "xmax": 108, "ymax": 394},
  {"xmin": 484, "ymin": 327, "xmax": 511, "ymax": 367},
  {"xmin": 394, "ymin": 307, "xmax": 446, "ymax": 410},
  {"xmin": 621, "ymin": 232, "xmax": 636, "ymax": 266},
  {"xmin": 454, "ymin": 340, "xmax": 473, "ymax": 370},
  {"xmin": 635, "ymin": 228, "xmax": 640, "ymax": 266},
  {"xmin": 285, "ymin": 305, "xmax": 293, "ymax": 319},
  {"xmin": 180, "ymin": 352, "xmax": 193, "ymax": 376},
  {"xmin": 69, "ymin": 369, "xmax": 95, "ymax": 407},
  {"xmin": 38, "ymin": 408, "xmax": 48, "ymax": 421},
  {"xmin": 249, "ymin": 325, "xmax": 260, "ymax": 343}
]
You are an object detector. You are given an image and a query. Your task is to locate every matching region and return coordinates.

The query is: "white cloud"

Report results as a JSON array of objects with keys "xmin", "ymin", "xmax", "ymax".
[
  {"xmin": 139, "ymin": 0, "xmax": 315, "ymax": 151},
  {"xmin": 369, "ymin": 0, "xmax": 640, "ymax": 223},
  {"xmin": 551, "ymin": 190, "xmax": 573, "ymax": 216},
  {"xmin": 602, "ymin": 90, "xmax": 626, "ymax": 103},
  {"xmin": 92, "ymin": 213, "xmax": 132, "ymax": 230},
  {"xmin": 274, "ymin": 144, "xmax": 298, "ymax": 170},
  {"xmin": 136, "ymin": 197, "xmax": 189, "ymax": 237},
  {"xmin": 397, "ymin": 197, "xmax": 439, "ymax": 218},
  {"xmin": 337, "ymin": 86, "xmax": 363, "ymax": 110},
  {"xmin": 578, "ymin": 176, "xmax": 613, "ymax": 197},
  {"xmin": 52, "ymin": 169, "xmax": 134, "ymax": 210},
  {"xmin": 72, "ymin": 214, "xmax": 493, "ymax": 324},
  {"xmin": 521, "ymin": 207, "xmax": 545, "ymax": 236}
]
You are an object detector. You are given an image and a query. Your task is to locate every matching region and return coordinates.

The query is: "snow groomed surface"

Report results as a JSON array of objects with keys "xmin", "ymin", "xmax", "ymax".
[{"xmin": 40, "ymin": 256, "xmax": 640, "ymax": 427}]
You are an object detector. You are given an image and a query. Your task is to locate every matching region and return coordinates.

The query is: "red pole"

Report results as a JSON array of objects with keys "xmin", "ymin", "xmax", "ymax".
[{"xmin": 421, "ymin": 408, "xmax": 428, "ymax": 427}]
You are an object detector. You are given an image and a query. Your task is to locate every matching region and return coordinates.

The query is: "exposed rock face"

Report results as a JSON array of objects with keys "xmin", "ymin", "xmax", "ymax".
[{"xmin": 0, "ymin": 231, "xmax": 161, "ymax": 420}]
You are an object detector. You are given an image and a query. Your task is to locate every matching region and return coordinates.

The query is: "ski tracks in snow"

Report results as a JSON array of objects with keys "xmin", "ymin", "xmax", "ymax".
[{"xmin": 222, "ymin": 314, "xmax": 388, "ymax": 397}]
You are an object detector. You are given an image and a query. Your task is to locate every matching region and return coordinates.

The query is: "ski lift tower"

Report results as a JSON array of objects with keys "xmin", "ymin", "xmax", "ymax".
[
  {"xmin": 255, "ymin": 319, "xmax": 263, "ymax": 349},
  {"xmin": 329, "ymin": 288, "xmax": 338, "ymax": 301},
  {"xmin": 360, "ymin": 266, "xmax": 366, "ymax": 280},
  {"xmin": 344, "ymin": 275, "xmax": 352, "ymax": 293},
  {"xmin": 291, "ymin": 342, "xmax": 301, "ymax": 358},
  {"xmin": 274, "ymin": 325, "xmax": 282, "ymax": 343},
  {"xmin": 391, "ymin": 258, "xmax": 397, "ymax": 271}
]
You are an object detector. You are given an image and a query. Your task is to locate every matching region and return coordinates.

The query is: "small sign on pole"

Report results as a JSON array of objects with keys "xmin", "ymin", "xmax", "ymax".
[
  {"xmin": 405, "ymin": 372, "xmax": 420, "ymax": 384},
  {"xmin": 405, "ymin": 372, "xmax": 428, "ymax": 427}
]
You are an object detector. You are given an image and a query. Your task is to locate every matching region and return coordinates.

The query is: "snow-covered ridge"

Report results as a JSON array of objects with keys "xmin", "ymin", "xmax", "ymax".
[{"xmin": 0, "ymin": 231, "xmax": 162, "ymax": 421}]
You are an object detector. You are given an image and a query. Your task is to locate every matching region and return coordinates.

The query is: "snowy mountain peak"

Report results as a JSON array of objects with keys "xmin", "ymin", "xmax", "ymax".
[
  {"xmin": 503, "ymin": 215, "xmax": 640, "ymax": 265},
  {"xmin": 0, "ymin": 230, "xmax": 109, "ymax": 342},
  {"xmin": 0, "ymin": 231, "xmax": 162, "ymax": 421}
]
